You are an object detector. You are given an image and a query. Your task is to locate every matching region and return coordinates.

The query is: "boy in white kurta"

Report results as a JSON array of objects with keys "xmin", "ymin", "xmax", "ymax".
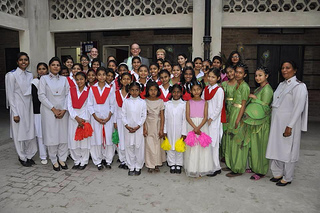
[{"xmin": 6, "ymin": 59, "xmax": 37, "ymax": 167}]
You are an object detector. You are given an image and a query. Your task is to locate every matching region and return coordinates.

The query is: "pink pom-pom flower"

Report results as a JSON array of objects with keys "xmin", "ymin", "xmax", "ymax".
[
  {"xmin": 185, "ymin": 131, "xmax": 198, "ymax": 147},
  {"xmin": 198, "ymin": 132, "xmax": 212, "ymax": 148}
]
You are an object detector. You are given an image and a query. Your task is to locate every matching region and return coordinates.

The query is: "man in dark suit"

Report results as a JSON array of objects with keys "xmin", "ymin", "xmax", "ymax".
[{"xmin": 124, "ymin": 43, "xmax": 149, "ymax": 70}]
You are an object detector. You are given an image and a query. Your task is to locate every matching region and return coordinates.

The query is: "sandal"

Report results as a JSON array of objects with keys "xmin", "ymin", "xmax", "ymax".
[
  {"xmin": 250, "ymin": 174, "xmax": 264, "ymax": 180},
  {"xmin": 148, "ymin": 168, "xmax": 153, "ymax": 173},
  {"xmin": 245, "ymin": 169, "xmax": 253, "ymax": 173},
  {"xmin": 154, "ymin": 166, "xmax": 160, "ymax": 172}
]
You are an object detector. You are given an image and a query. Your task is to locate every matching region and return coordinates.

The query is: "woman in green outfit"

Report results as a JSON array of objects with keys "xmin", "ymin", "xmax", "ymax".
[
  {"xmin": 243, "ymin": 67, "xmax": 273, "ymax": 180},
  {"xmin": 225, "ymin": 64, "xmax": 250, "ymax": 177},
  {"xmin": 220, "ymin": 66, "xmax": 237, "ymax": 160}
]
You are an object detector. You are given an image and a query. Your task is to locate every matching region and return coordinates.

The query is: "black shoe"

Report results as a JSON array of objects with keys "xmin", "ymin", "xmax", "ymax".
[
  {"xmin": 118, "ymin": 164, "xmax": 124, "ymax": 169},
  {"xmin": 135, "ymin": 169, "xmax": 141, "ymax": 176},
  {"xmin": 27, "ymin": 159, "xmax": 36, "ymax": 165},
  {"xmin": 270, "ymin": 177, "xmax": 283, "ymax": 182},
  {"xmin": 276, "ymin": 181, "xmax": 292, "ymax": 186},
  {"xmin": 79, "ymin": 164, "xmax": 87, "ymax": 170},
  {"xmin": 101, "ymin": 159, "xmax": 107, "ymax": 167},
  {"xmin": 170, "ymin": 166, "xmax": 176, "ymax": 174},
  {"xmin": 123, "ymin": 164, "xmax": 129, "ymax": 170},
  {"xmin": 117, "ymin": 159, "xmax": 121, "ymax": 163},
  {"xmin": 53, "ymin": 164, "xmax": 60, "ymax": 171},
  {"xmin": 58, "ymin": 161, "xmax": 68, "ymax": 170},
  {"xmin": 105, "ymin": 164, "xmax": 111, "ymax": 169},
  {"xmin": 128, "ymin": 170, "xmax": 135, "ymax": 176},
  {"xmin": 176, "ymin": 166, "xmax": 182, "ymax": 174},
  {"xmin": 97, "ymin": 164, "xmax": 103, "ymax": 170},
  {"xmin": 18, "ymin": 158, "xmax": 31, "ymax": 167},
  {"xmin": 72, "ymin": 164, "xmax": 80, "ymax": 170}
]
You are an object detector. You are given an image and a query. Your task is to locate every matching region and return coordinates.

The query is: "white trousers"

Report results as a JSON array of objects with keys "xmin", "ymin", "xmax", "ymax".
[
  {"xmin": 118, "ymin": 148, "xmax": 126, "ymax": 164},
  {"xmin": 34, "ymin": 114, "xmax": 47, "ymax": 160},
  {"xmin": 14, "ymin": 138, "xmax": 37, "ymax": 162},
  {"xmin": 47, "ymin": 144, "xmax": 68, "ymax": 165},
  {"xmin": 125, "ymin": 144, "xmax": 145, "ymax": 171},
  {"xmin": 70, "ymin": 148, "xmax": 90, "ymax": 166},
  {"xmin": 211, "ymin": 144, "xmax": 221, "ymax": 172},
  {"xmin": 167, "ymin": 150, "xmax": 183, "ymax": 166},
  {"xmin": 90, "ymin": 145, "xmax": 115, "ymax": 165},
  {"xmin": 270, "ymin": 160, "xmax": 296, "ymax": 182}
]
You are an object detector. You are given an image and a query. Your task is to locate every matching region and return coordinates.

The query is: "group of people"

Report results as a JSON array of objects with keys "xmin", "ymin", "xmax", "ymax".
[{"xmin": 5, "ymin": 43, "xmax": 308, "ymax": 186}]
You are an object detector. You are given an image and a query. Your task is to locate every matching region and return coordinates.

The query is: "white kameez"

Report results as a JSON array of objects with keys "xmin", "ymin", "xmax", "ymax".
[
  {"xmin": 38, "ymin": 73, "xmax": 69, "ymax": 146},
  {"xmin": 164, "ymin": 99, "xmax": 187, "ymax": 166},
  {"xmin": 88, "ymin": 83, "xmax": 115, "ymax": 165},
  {"xmin": 67, "ymin": 86, "xmax": 90, "ymax": 150},
  {"xmin": 121, "ymin": 97, "xmax": 147, "ymax": 170},
  {"xmin": 6, "ymin": 68, "xmax": 37, "ymax": 161},
  {"xmin": 114, "ymin": 90, "xmax": 128, "ymax": 164},
  {"xmin": 207, "ymin": 84, "xmax": 224, "ymax": 172},
  {"xmin": 266, "ymin": 76, "xmax": 308, "ymax": 163}
]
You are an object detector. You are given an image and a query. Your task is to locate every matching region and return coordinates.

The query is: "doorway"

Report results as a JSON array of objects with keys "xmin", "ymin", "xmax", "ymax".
[{"xmin": 103, "ymin": 45, "xmax": 129, "ymax": 65}]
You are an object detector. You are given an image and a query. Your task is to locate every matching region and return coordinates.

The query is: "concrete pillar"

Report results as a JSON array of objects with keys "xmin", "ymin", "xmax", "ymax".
[
  {"xmin": 192, "ymin": 0, "xmax": 205, "ymax": 59},
  {"xmin": 19, "ymin": 0, "xmax": 55, "ymax": 75},
  {"xmin": 210, "ymin": 0, "xmax": 222, "ymax": 59}
]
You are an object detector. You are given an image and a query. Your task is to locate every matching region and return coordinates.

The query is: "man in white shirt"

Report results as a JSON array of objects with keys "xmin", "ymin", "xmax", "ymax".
[{"xmin": 124, "ymin": 43, "xmax": 149, "ymax": 71}]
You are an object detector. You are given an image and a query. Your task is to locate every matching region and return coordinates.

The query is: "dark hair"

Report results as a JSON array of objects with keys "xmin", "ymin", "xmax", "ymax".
[
  {"xmin": 49, "ymin": 57, "xmax": 61, "ymax": 66},
  {"xmin": 163, "ymin": 60, "xmax": 172, "ymax": 66},
  {"xmin": 235, "ymin": 63, "xmax": 249, "ymax": 83},
  {"xmin": 72, "ymin": 63, "xmax": 83, "ymax": 71},
  {"xmin": 193, "ymin": 57, "xmax": 203, "ymax": 63},
  {"xmin": 157, "ymin": 58, "xmax": 164, "ymax": 64},
  {"xmin": 212, "ymin": 56, "xmax": 222, "ymax": 65},
  {"xmin": 177, "ymin": 53, "xmax": 187, "ymax": 60},
  {"xmin": 256, "ymin": 66, "xmax": 269, "ymax": 75},
  {"xmin": 80, "ymin": 54, "xmax": 90, "ymax": 62},
  {"xmin": 126, "ymin": 81, "xmax": 143, "ymax": 94},
  {"xmin": 280, "ymin": 60, "xmax": 298, "ymax": 71},
  {"xmin": 75, "ymin": 71, "xmax": 87, "ymax": 81},
  {"xmin": 118, "ymin": 72, "xmax": 132, "ymax": 90},
  {"xmin": 17, "ymin": 52, "xmax": 29, "ymax": 62},
  {"xmin": 63, "ymin": 55, "xmax": 74, "ymax": 64},
  {"xmin": 92, "ymin": 58, "xmax": 101, "ymax": 67},
  {"xmin": 37, "ymin": 62, "xmax": 48, "ymax": 70},
  {"xmin": 172, "ymin": 63, "xmax": 182, "ymax": 70},
  {"xmin": 149, "ymin": 62, "xmax": 160, "ymax": 70},
  {"xmin": 169, "ymin": 83, "xmax": 183, "ymax": 100},
  {"xmin": 159, "ymin": 69, "xmax": 171, "ymax": 78},
  {"xmin": 185, "ymin": 61, "xmax": 194, "ymax": 68},
  {"xmin": 107, "ymin": 55, "xmax": 117, "ymax": 63},
  {"xmin": 132, "ymin": 56, "xmax": 141, "ymax": 63},
  {"xmin": 190, "ymin": 80, "xmax": 204, "ymax": 97},
  {"xmin": 118, "ymin": 63, "xmax": 129, "ymax": 71},
  {"xmin": 107, "ymin": 60, "xmax": 117, "ymax": 67},
  {"xmin": 227, "ymin": 51, "xmax": 242, "ymax": 68},
  {"xmin": 145, "ymin": 81, "xmax": 161, "ymax": 98},
  {"xmin": 87, "ymin": 68, "xmax": 96, "ymax": 76},
  {"xmin": 181, "ymin": 66, "xmax": 197, "ymax": 85},
  {"xmin": 61, "ymin": 65, "xmax": 68, "ymax": 71},
  {"xmin": 138, "ymin": 65, "xmax": 149, "ymax": 77},
  {"xmin": 207, "ymin": 68, "xmax": 221, "ymax": 83},
  {"xmin": 96, "ymin": 66, "xmax": 107, "ymax": 75},
  {"xmin": 106, "ymin": 68, "xmax": 116, "ymax": 80}
]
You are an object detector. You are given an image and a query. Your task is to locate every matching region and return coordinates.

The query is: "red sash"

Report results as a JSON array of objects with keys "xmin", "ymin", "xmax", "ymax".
[
  {"xmin": 70, "ymin": 86, "xmax": 89, "ymax": 109},
  {"xmin": 159, "ymin": 90, "xmax": 171, "ymax": 102},
  {"xmin": 67, "ymin": 77, "xmax": 76, "ymax": 87},
  {"xmin": 204, "ymin": 86, "xmax": 227, "ymax": 123},
  {"xmin": 182, "ymin": 91, "xmax": 192, "ymax": 101},
  {"xmin": 140, "ymin": 86, "xmax": 146, "ymax": 99},
  {"xmin": 115, "ymin": 90, "xmax": 129, "ymax": 107},
  {"xmin": 91, "ymin": 86, "xmax": 111, "ymax": 104}
]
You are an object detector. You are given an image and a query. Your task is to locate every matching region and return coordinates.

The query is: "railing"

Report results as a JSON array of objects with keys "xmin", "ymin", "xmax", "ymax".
[
  {"xmin": 223, "ymin": 0, "xmax": 320, "ymax": 13},
  {"xmin": 50, "ymin": 0, "xmax": 193, "ymax": 20},
  {"xmin": 0, "ymin": 0, "xmax": 25, "ymax": 17}
]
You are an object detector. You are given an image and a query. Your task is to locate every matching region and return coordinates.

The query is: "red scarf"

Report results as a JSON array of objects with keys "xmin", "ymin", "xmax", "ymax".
[
  {"xmin": 67, "ymin": 77, "xmax": 76, "ymax": 88},
  {"xmin": 70, "ymin": 86, "xmax": 89, "ymax": 109},
  {"xmin": 159, "ymin": 89, "xmax": 171, "ymax": 102},
  {"xmin": 140, "ymin": 86, "xmax": 146, "ymax": 99},
  {"xmin": 91, "ymin": 86, "xmax": 111, "ymax": 104},
  {"xmin": 182, "ymin": 91, "xmax": 192, "ymax": 101},
  {"xmin": 115, "ymin": 90, "xmax": 129, "ymax": 107},
  {"xmin": 204, "ymin": 86, "xmax": 227, "ymax": 123}
]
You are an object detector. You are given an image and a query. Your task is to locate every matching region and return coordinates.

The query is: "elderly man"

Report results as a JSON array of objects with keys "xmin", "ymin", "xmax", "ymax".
[
  {"xmin": 156, "ymin": 48, "xmax": 166, "ymax": 60},
  {"xmin": 89, "ymin": 47, "xmax": 105, "ymax": 67},
  {"xmin": 124, "ymin": 43, "xmax": 149, "ymax": 71}
]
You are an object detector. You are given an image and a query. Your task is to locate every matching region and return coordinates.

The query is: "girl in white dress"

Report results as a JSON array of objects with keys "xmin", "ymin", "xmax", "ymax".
[
  {"xmin": 32, "ymin": 62, "xmax": 49, "ymax": 165},
  {"xmin": 114, "ymin": 72, "xmax": 132, "ymax": 169},
  {"xmin": 67, "ymin": 72, "xmax": 91, "ymax": 170},
  {"xmin": 164, "ymin": 84, "xmax": 187, "ymax": 174},
  {"xmin": 88, "ymin": 67, "xmax": 115, "ymax": 170},
  {"xmin": 122, "ymin": 82, "xmax": 147, "ymax": 176},
  {"xmin": 38, "ymin": 57, "xmax": 69, "ymax": 171},
  {"xmin": 6, "ymin": 52, "xmax": 37, "ymax": 167}
]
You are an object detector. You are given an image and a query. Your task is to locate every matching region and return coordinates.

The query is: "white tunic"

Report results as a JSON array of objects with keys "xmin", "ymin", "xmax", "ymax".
[
  {"xmin": 206, "ymin": 84, "xmax": 224, "ymax": 147},
  {"xmin": 114, "ymin": 90, "xmax": 128, "ymax": 151},
  {"xmin": 121, "ymin": 97, "xmax": 147, "ymax": 148},
  {"xmin": 266, "ymin": 76, "xmax": 308, "ymax": 163},
  {"xmin": 38, "ymin": 73, "xmax": 69, "ymax": 146},
  {"xmin": 87, "ymin": 83, "xmax": 115, "ymax": 146},
  {"xmin": 6, "ymin": 67, "xmax": 35, "ymax": 141},
  {"xmin": 164, "ymin": 99, "xmax": 187, "ymax": 150},
  {"xmin": 67, "ymin": 86, "xmax": 90, "ymax": 149}
]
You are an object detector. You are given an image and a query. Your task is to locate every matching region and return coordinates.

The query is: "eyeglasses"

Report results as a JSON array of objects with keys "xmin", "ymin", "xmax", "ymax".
[
  {"xmin": 232, "ymin": 56, "xmax": 239, "ymax": 59},
  {"xmin": 81, "ymin": 59, "xmax": 88, "ymax": 62}
]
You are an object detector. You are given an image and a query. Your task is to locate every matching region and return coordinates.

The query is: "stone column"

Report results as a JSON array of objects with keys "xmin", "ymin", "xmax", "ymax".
[
  {"xmin": 19, "ymin": 0, "xmax": 55, "ymax": 75},
  {"xmin": 210, "ymin": 0, "xmax": 222, "ymax": 59},
  {"xmin": 192, "ymin": 0, "xmax": 205, "ymax": 59}
]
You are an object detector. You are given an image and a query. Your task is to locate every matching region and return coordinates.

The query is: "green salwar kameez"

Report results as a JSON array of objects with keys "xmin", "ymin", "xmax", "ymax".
[
  {"xmin": 220, "ymin": 81, "xmax": 237, "ymax": 158},
  {"xmin": 224, "ymin": 81, "xmax": 250, "ymax": 173},
  {"xmin": 243, "ymin": 84, "xmax": 273, "ymax": 175}
]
